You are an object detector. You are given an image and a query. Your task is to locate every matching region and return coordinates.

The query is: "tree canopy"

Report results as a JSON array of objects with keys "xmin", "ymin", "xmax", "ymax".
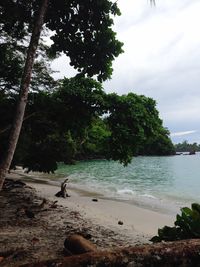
[
  {"xmin": 0, "ymin": 0, "xmax": 124, "ymax": 187},
  {"xmin": 0, "ymin": 0, "xmax": 174, "ymax": 176},
  {"xmin": 0, "ymin": 0, "xmax": 123, "ymax": 82},
  {"xmin": 105, "ymin": 93, "xmax": 174, "ymax": 165},
  {"xmin": 0, "ymin": 76, "xmax": 175, "ymax": 172},
  {"xmin": 0, "ymin": 34, "xmax": 57, "ymax": 94}
]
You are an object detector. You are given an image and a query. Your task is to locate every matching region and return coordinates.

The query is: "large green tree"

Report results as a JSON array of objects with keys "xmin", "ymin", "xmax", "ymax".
[
  {"xmin": 105, "ymin": 92, "xmax": 174, "ymax": 165},
  {"xmin": 0, "ymin": 0, "xmax": 123, "ymax": 189}
]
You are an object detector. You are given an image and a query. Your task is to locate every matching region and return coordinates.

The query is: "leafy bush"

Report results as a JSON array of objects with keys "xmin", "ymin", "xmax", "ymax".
[{"xmin": 151, "ymin": 203, "xmax": 200, "ymax": 242}]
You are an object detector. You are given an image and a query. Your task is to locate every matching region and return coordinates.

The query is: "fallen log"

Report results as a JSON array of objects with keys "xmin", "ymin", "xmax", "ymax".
[
  {"xmin": 64, "ymin": 234, "xmax": 97, "ymax": 254},
  {"xmin": 20, "ymin": 238, "xmax": 200, "ymax": 267}
]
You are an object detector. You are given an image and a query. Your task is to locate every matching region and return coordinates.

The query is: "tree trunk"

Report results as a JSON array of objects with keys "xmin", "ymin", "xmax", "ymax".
[
  {"xmin": 0, "ymin": 112, "xmax": 37, "ymax": 135},
  {"xmin": 0, "ymin": 0, "xmax": 49, "ymax": 190},
  {"xmin": 21, "ymin": 239, "xmax": 200, "ymax": 267}
]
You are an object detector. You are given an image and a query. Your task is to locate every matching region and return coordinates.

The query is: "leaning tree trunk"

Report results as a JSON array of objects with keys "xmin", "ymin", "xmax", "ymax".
[{"xmin": 0, "ymin": 0, "xmax": 49, "ymax": 190}]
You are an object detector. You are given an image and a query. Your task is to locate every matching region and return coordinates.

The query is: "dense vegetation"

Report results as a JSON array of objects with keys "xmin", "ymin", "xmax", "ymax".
[
  {"xmin": 0, "ymin": 75, "xmax": 175, "ymax": 173},
  {"xmin": 175, "ymin": 141, "xmax": 200, "ymax": 152},
  {"xmin": 0, "ymin": 0, "xmax": 124, "ymax": 187},
  {"xmin": 0, "ymin": 0, "xmax": 175, "ymax": 174}
]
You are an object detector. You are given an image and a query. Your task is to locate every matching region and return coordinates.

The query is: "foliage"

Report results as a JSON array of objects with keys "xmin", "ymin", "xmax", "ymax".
[
  {"xmin": 0, "ymin": 0, "xmax": 124, "ymax": 177},
  {"xmin": 0, "ymin": 0, "xmax": 123, "ymax": 82},
  {"xmin": 80, "ymin": 118, "xmax": 111, "ymax": 159},
  {"xmin": 0, "ymin": 77, "xmax": 107, "ymax": 172},
  {"xmin": 105, "ymin": 93, "xmax": 174, "ymax": 165},
  {"xmin": 175, "ymin": 141, "xmax": 200, "ymax": 153},
  {"xmin": 53, "ymin": 77, "xmax": 106, "ymax": 133},
  {"xmin": 139, "ymin": 127, "xmax": 175, "ymax": 156},
  {"xmin": 0, "ymin": 32, "xmax": 57, "ymax": 94},
  {"xmin": 0, "ymin": 41, "xmax": 23, "ymax": 93},
  {"xmin": 21, "ymin": 131, "xmax": 77, "ymax": 173},
  {"xmin": 46, "ymin": 0, "xmax": 123, "ymax": 81},
  {"xmin": 0, "ymin": 75, "xmax": 175, "ymax": 172},
  {"xmin": 151, "ymin": 203, "xmax": 200, "ymax": 242}
]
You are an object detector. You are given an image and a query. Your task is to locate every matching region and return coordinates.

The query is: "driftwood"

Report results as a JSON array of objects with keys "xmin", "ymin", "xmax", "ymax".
[
  {"xmin": 55, "ymin": 178, "xmax": 70, "ymax": 198},
  {"xmin": 20, "ymin": 238, "xmax": 200, "ymax": 267},
  {"xmin": 64, "ymin": 234, "xmax": 97, "ymax": 255},
  {"xmin": 3, "ymin": 178, "xmax": 26, "ymax": 190}
]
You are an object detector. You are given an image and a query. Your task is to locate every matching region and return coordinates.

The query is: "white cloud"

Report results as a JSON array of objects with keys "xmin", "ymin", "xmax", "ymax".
[
  {"xmin": 50, "ymin": 0, "xmax": 200, "ymax": 142},
  {"xmin": 171, "ymin": 130, "xmax": 197, "ymax": 137},
  {"xmin": 104, "ymin": 0, "xmax": 200, "ymax": 142}
]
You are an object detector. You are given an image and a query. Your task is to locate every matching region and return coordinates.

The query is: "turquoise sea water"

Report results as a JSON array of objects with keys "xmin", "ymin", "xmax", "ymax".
[{"xmin": 55, "ymin": 153, "xmax": 200, "ymax": 212}]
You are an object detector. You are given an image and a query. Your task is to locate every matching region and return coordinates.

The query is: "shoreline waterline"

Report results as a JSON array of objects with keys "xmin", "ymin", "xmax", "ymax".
[
  {"xmin": 56, "ymin": 156, "xmax": 200, "ymax": 209},
  {"xmin": 11, "ymin": 154, "xmax": 200, "ymax": 213},
  {"xmin": 11, "ymin": 168, "xmax": 179, "ymax": 216},
  {"xmin": 8, "ymin": 152, "xmax": 200, "ymax": 235},
  {"xmin": 7, "ymin": 169, "xmax": 175, "ymax": 237},
  {"xmin": 8, "ymin": 168, "xmax": 182, "ymax": 219}
]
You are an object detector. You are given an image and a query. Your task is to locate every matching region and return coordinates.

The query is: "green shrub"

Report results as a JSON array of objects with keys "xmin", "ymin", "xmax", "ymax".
[{"xmin": 151, "ymin": 203, "xmax": 200, "ymax": 242}]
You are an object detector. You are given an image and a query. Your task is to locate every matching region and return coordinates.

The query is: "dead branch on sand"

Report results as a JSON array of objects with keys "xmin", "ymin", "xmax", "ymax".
[{"xmin": 55, "ymin": 178, "xmax": 70, "ymax": 198}]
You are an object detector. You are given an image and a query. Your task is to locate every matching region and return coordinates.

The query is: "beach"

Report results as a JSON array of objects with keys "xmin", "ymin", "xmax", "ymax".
[
  {"xmin": 0, "ymin": 170, "xmax": 175, "ymax": 266},
  {"xmin": 29, "ymin": 182, "xmax": 174, "ymax": 237}
]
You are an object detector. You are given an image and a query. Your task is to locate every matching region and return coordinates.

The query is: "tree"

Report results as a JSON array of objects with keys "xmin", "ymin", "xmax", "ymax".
[
  {"xmin": 138, "ymin": 127, "xmax": 175, "ymax": 156},
  {"xmin": 0, "ymin": 0, "xmax": 123, "ymax": 189},
  {"xmin": 105, "ymin": 93, "xmax": 166, "ymax": 165},
  {"xmin": 0, "ymin": 0, "xmax": 49, "ymax": 189},
  {"xmin": 19, "ymin": 77, "xmax": 107, "ymax": 172},
  {"xmin": 80, "ymin": 118, "xmax": 111, "ymax": 160}
]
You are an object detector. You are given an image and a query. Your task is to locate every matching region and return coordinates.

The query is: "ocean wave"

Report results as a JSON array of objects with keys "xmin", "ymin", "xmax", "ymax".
[
  {"xmin": 117, "ymin": 189, "xmax": 135, "ymax": 195},
  {"xmin": 141, "ymin": 193, "xmax": 157, "ymax": 199}
]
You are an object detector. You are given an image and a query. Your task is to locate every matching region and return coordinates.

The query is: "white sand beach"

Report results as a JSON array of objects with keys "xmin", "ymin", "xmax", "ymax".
[{"xmin": 29, "ymin": 181, "xmax": 174, "ymax": 237}]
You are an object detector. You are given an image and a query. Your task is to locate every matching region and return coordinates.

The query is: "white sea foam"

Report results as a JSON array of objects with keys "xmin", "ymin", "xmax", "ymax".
[
  {"xmin": 141, "ymin": 193, "xmax": 157, "ymax": 199},
  {"xmin": 56, "ymin": 155, "xmax": 200, "ymax": 208},
  {"xmin": 117, "ymin": 189, "xmax": 135, "ymax": 195}
]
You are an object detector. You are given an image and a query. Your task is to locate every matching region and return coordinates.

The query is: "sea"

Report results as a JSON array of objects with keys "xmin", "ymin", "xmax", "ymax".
[{"xmin": 33, "ymin": 153, "xmax": 200, "ymax": 215}]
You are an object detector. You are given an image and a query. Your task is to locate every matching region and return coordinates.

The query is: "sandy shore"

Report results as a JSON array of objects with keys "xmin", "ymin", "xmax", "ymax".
[
  {"xmin": 28, "ymin": 182, "xmax": 174, "ymax": 237},
  {"xmin": 0, "ymin": 170, "xmax": 176, "ymax": 266},
  {"xmin": 7, "ymin": 169, "xmax": 175, "ymax": 237}
]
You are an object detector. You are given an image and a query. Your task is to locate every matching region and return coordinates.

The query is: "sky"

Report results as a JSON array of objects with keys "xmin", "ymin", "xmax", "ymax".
[{"xmin": 51, "ymin": 0, "xmax": 200, "ymax": 144}]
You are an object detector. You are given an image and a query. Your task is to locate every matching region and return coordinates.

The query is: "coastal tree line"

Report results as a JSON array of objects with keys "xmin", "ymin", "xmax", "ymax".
[
  {"xmin": 0, "ymin": 75, "xmax": 175, "ymax": 173},
  {"xmin": 175, "ymin": 141, "xmax": 200, "ymax": 153},
  {"xmin": 0, "ymin": 0, "xmax": 174, "ymax": 188}
]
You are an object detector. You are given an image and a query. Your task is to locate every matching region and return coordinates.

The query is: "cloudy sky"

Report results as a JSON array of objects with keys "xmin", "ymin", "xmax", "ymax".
[{"xmin": 51, "ymin": 0, "xmax": 200, "ymax": 144}]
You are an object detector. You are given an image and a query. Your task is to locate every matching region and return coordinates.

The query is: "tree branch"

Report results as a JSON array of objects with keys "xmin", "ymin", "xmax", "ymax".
[{"xmin": 0, "ymin": 112, "xmax": 37, "ymax": 135}]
